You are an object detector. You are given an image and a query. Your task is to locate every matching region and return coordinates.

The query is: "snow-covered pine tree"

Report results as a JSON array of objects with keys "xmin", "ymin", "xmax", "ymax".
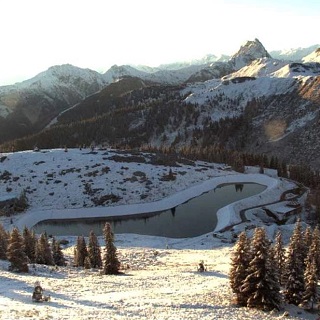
[
  {"xmin": 22, "ymin": 226, "xmax": 37, "ymax": 263},
  {"xmin": 74, "ymin": 236, "xmax": 88, "ymax": 267},
  {"xmin": 103, "ymin": 223, "xmax": 120, "ymax": 275},
  {"xmin": 283, "ymin": 219, "xmax": 305, "ymax": 305},
  {"xmin": 241, "ymin": 227, "xmax": 281, "ymax": 311},
  {"xmin": 88, "ymin": 230, "xmax": 102, "ymax": 269},
  {"xmin": 229, "ymin": 231, "xmax": 251, "ymax": 306},
  {"xmin": 35, "ymin": 233, "xmax": 54, "ymax": 265},
  {"xmin": 52, "ymin": 237, "xmax": 66, "ymax": 266},
  {"xmin": 0, "ymin": 223, "xmax": 9, "ymax": 260},
  {"xmin": 273, "ymin": 231, "xmax": 286, "ymax": 285},
  {"xmin": 311, "ymin": 226, "xmax": 320, "ymax": 277},
  {"xmin": 6, "ymin": 227, "xmax": 29, "ymax": 272},
  {"xmin": 301, "ymin": 247, "xmax": 318, "ymax": 309},
  {"xmin": 304, "ymin": 226, "xmax": 313, "ymax": 249}
]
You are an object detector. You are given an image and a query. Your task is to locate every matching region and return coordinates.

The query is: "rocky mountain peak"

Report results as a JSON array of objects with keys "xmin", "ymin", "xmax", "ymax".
[{"xmin": 229, "ymin": 38, "xmax": 271, "ymax": 70}]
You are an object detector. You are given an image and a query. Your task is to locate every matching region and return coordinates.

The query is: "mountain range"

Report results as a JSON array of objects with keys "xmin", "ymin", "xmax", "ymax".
[{"xmin": 0, "ymin": 39, "xmax": 319, "ymax": 169}]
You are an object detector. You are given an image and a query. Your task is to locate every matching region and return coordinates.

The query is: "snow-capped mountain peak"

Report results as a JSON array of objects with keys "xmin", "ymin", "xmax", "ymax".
[
  {"xmin": 229, "ymin": 38, "xmax": 271, "ymax": 70},
  {"xmin": 19, "ymin": 64, "xmax": 106, "ymax": 90}
]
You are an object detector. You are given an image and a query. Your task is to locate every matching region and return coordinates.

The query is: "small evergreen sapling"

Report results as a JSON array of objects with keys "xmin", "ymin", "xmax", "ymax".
[
  {"xmin": 88, "ymin": 230, "xmax": 102, "ymax": 268},
  {"xmin": 22, "ymin": 226, "xmax": 37, "ymax": 263},
  {"xmin": 6, "ymin": 227, "xmax": 29, "ymax": 273},
  {"xmin": 35, "ymin": 233, "xmax": 54, "ymax": 266},
  {"xmin": 74, "ymin": 236, "xmax": 88, "ymax": 267},
  {"xmin": 52, "ymin": 237, "xmax": 66, "ymax": 266},
  {"xmin": 103, "ymin": 223, "xmax": 120, "ymax": 275}
]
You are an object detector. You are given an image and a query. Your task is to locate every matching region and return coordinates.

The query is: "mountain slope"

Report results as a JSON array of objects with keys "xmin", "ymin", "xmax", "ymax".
[
  {"xmin": 186, "ymin": 38, "xmax": 272, "ymax": 83},
  {"xmin": 1, "ymin": 40, "xmax": 320, "ymax": 171},
  {"xmin": 0, "ymin": 64, "xmax": 107, "ymax": 143},
  {"xmin": 302, "ymin": 48, "xmax": 320, "ymax": 63},
  {"xmin": 270, "ymin": 44, "xmax": 320, "ymax": 61},
  {"xmin": 229, "ymin": 38, "xmax": 271, "ymax": 70}
]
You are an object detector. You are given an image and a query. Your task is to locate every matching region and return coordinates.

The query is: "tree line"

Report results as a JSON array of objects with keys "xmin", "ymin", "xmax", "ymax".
[
  {"xmin": 230, "ymin": 220, "xmax": 320, "ymax": 311},
  {"xmin": 0, "ymin": 222, "xmax": 120, "ymax": 275}
]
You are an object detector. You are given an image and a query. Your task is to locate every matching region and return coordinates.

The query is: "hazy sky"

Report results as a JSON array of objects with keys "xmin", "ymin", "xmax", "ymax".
[{"xmin": 0, "ymin": 0, "xmax": 319, "ymax": 85}]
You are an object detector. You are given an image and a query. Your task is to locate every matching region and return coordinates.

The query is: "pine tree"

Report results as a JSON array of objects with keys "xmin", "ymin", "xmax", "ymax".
[
  {"xmin": 52, "ymin": 237, "xmax": 66, "ymax": 266},
  {"xmin": 87, "ymin": 230, "xmax": 102, "ymax": 269},
  {"xmin": 283, "ymin": 220, "xmax": 305, "ymax": 305},
  {"xmin": 6, "ymin": 227, "xmax": 29, "ymax": 272},
  {"xmin": 74, "ymin": 236, "xmax": 88, "ymax": 267},
  {"xmin": 273, "ymin": 231, "xmax": 286, "ymax": 285},
  {"xmin": 241, "ymin": 227, "xmax": 281, "ymax": 311},
  {"xmin": 103, "ymin": 223, "xmax": 120, "ymax": 275},
  {"xmin": 35, "ymin": 233, "xmax": 54, "ymax": 265},
  {"xmin": 22, "ymin": 226, "xmax": 37, "ymax": 263},
  {"xmin": 304, "ymin": 226, "xmax": 313, "ymax": 249},
  {"xmin": 229, "ymin": 231, "xmax": 251, "ymax": 306},
  {"xmin": 301, "ymin": 247, "xmax": 318, "ymax": 309},
  {"xmin": 0, "ymin": 223, "xmax": 9, "ymax": 260},
  {"xmin": 311, "ymin": 226, "xmax": 320, "ymax": 277}
]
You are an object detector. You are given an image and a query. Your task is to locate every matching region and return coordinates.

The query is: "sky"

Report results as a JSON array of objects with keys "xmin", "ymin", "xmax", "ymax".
[{"xmin": 0, "ymin": 0, "xmax": 319, "ymax": 86}]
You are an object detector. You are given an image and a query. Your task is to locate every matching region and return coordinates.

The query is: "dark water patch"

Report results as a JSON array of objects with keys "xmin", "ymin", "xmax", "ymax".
[{"xmin": 33, "ymin": 183, "xmax": 266, "ymax": 238}]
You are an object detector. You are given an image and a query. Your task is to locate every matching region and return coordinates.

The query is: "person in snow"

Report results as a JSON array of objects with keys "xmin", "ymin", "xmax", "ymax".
[
  {"xmin": 32, "ymin": 281, "xmax": 44, "ymax": 301},
  {"xmin": 198, "ymin": 261, "xmax": 206, "ymax": 272}
]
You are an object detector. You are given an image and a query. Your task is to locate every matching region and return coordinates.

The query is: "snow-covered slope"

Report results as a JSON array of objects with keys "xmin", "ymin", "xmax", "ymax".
[
  {"xmin": 225, "ymin": 58, "xmax": 288, "ymax": 79},
  {"xmin": 1, "ymin": 231, "xmax": 316, "ymax": 320},
  {"xmin": 0, "ymin": 64, "xmax": 106, "ymax": 110},
  {"xmin": 302, "ymin": 48, "xmax": 320, "ymax": 63},
  {"xmin": 0, "ymin": 148, "xmax": 311, "ymax": 320},
  {"xmin": 0, "ymin": 148, "xmax": 298, "ymax": 234},
  {"xmin": 0, "ymin": 64, "xmax": 107, "ymax": 124},
  {"xmin": 183, "ymin": 76, "xmax": 297, "ymax": 121},
  {"xmin": 0, "ymin": 64, "xmax": 108, "ymax": 143},
  {"xmin": 0, "ymin": 148, "xmax": 235, "ymax": 214},
  {"xmin": 271, "ymin": 62, "xmax": 320, "ymax": 78},
  {"xmin": 270, "ymin": 44, "xmax": 320, "ymax": 61},
  {"xmin": 104, "ymin": 64, "xmax": 205, "ymax": 85},
  {"xmin": 19, "ymin": 64, "xmax": 106, "ymax": 93}
]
